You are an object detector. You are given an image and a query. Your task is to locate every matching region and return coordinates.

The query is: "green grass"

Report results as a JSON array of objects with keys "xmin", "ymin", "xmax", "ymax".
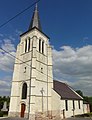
[
  {"xmin": 0, "ymin": 111, "xmax": 8, "ymax": 117},
  {"xmin": 75, "ymin": 112, "xmax": 92, "ymax": 117}
]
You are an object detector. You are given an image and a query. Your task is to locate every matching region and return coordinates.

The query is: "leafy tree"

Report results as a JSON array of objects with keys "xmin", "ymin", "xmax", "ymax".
[
  {"xmin": 0, "ymin": 96, "xmax": 10, "ymax": 111},
  {"xmin": 76, "ymin": 90, "xmax": 83, "ymax": 97}
]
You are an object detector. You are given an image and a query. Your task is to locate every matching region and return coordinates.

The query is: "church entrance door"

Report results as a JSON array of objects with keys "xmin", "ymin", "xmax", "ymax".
[{"xmin": 20, "ymin": 103, "xmax": 26, "ymax": 117}]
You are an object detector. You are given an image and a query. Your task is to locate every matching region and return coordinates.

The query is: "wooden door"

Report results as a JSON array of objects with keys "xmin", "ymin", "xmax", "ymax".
[{"xmin": 20, "ymin": 103, "xmax": 26, "ymax": 117}]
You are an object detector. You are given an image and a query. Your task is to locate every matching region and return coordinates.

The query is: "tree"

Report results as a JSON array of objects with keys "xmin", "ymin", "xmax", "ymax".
[{"xmin": 76, "ymin": 90, "xmax": 83, "ymax": 97}]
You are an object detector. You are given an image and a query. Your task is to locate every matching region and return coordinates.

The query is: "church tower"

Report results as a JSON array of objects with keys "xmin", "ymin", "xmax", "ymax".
[{"xmin": 9, "ymin": 4, "xmax": 53, "ymax": 120}]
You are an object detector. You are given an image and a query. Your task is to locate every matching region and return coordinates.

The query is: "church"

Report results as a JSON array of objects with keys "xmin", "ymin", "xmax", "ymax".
[{"xmin": 9, "ymin": 4, "xmax": 88, "ymax": 120}]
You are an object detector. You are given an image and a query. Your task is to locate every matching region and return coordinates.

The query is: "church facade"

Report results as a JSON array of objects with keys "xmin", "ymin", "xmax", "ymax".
[{"xmin": 9, "ymin": 4, "xmax": 85, "ymax": 120}]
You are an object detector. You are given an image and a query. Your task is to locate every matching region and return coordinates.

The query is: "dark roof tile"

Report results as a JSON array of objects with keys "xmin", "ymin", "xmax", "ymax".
[{"xmin": 53, "ymin": 80, "xmax": 83, "ymax": 100}]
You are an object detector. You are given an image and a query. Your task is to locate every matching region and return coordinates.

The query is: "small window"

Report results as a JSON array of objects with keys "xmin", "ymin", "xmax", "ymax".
[
  {"xmin": 65, "ymin": 100, "xmax": 68, "ymax": 111},
  {"xmin": 24, "ymin": 67, "xmax": 26, "ymax": 73},
  {"xmin": 42, "ymin": 41, "xmax": 44, "ymax": 54},
  {"xmin": 22, "ymin": 83, "xmax": 27, "ymax": 99},
  {"xmin": 41, "ymin": 68, "xmax": 43, "ymax": 73},
  {"xmin": 78, "ymin": 100, "xmax": 80, "ymax": 109},
  {"xmin": 39, "ymin": 39, "xmax": 41, "ymax": 52},
  {"xmin": 28, "ymin": 37, "xmax": 30, "ymax": 52},
  {"xmin": 73, "ymin": 100, "xmax": 75, "ymax": 110},
  {"xmin": 25, "ymin": 39, "xmax": 27, "ymax": 52}
]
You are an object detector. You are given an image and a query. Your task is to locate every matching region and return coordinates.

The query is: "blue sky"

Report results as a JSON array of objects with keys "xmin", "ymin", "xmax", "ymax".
[
  {"xmin": 0, "ymin": 0, "xmax": 92, "ymax": 48},
  {"xmin": 0, "ymin": 0, "xmax": 92, "ymax": 96}
]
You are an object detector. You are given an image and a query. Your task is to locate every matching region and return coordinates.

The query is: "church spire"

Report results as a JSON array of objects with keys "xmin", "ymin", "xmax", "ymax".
[{"xmin": 28, "ymin": 3, "xmax": 42, "ymax": 31}]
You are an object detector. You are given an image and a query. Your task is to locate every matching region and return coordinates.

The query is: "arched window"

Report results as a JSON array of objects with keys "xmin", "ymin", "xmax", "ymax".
[
  {"xmin": 22, "ymin": 83, "xmax": 27, "ymax": 99},
  {"xmin": 25, "ymin": 39, "xmax": 27, "ymax": 53},
  {"xmin": 28, "ymin": 37, "xmax": 30, "ymax": 52},
  {"xmin": 39, "ymin": 39, "xmax": 41, "ymax": 52},
  {"xmin": 42, "ymin": 41, "xmax": 44, "ymax": 54}
]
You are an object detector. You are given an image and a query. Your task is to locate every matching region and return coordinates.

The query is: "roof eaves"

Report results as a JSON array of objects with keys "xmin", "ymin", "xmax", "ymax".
[{"xmin": 20, "ymin": 27, "xmax": 50, "ymax": 39}]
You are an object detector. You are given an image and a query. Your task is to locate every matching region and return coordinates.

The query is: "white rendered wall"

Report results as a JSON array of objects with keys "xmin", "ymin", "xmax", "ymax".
[
  {"xmin": 9, "ymin": 28, "xmax": 53, "ymax": 118},
  {"xmin": 83, "ymin": 104, "xmax": 90, "ymax": 113},
  {"xmin": 60, "ymin": 99, "xmax": 83, "ymax": 118}
]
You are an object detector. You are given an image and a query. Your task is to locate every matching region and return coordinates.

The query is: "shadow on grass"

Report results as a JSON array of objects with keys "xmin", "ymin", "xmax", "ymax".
[{"xmin": 74, "ymin": 113, "xmax": 92, "ymax": 117}]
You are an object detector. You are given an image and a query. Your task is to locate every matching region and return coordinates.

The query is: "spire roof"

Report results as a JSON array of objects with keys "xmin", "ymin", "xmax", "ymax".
[{"xmin": 28, "ymin": 3, "xmax": 42, "ymax": 31}]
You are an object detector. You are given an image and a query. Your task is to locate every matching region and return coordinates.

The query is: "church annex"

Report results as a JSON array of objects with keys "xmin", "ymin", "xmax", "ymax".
[{"xmin": 9, "ymin": 4, "xmax": 86, "ymax": 120}]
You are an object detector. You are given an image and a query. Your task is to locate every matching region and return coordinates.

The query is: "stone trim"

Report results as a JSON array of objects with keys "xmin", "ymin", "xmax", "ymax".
[
  {"xmin": 10, "ymin": 96, "xmax": 20, "ymax": 97},
  {"xmin": 12, "ymin": 78, "xmax": 53, "ymax": 83},
  {"xmin": 36, "ymin": 78, "xmax": 53, "ymax": 83},
  {"xmin": 36, "ymin": 59, "xmax": 47, "ymax": 66},
  {"xmin": 15, "ymin": 59, "xmax": 32, "ymax": 64},
  {"xmin": 36, "ymin": 50, "xmax": 47, "ymax": 57},
  {"xmin": 20, "ymin": 50, "xmax": 32, "ymax": 56},
  {"xmin": 35, "ymin": 95, "xmax": 51, "ymax": 97}
]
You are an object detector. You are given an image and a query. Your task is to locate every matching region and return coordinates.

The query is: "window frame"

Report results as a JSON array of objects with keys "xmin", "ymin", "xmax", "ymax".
[
  {"xmin": 25, "ymin": 39, "xmax": 27, "ymax": 53},
  {"xmin": 28, "ymin": 37, "xmax": 30, "ymax": 52},
  {"xmin": 78, "ymin": 100, "xmax": 81, "ymax": 109},
  {"xmin": 65, "ymin": 100, "xmax": 68, "ymax": 111},
  {"xmin": 73, "ymin": 100, "xmax": 75, "ymax": 110},
  {"xmin": 42, "ymin": 41, "xmax": 44, "ymax": 54},
  {"xmin": 39, "ymin": 39, "xmax": 41, "ymax": 52},
  {"xmin": 22, "ymin": 83, "xmax": 27, "ymax": 99}
]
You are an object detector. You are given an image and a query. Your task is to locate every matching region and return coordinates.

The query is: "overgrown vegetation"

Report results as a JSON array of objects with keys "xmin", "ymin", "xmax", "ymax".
[
  {"xmin": 76, "ymin": 90, "xmax": 92, "ymax": 112},
  {"xmin": 0, "ymin": 96, "xmax": 10, "ymax": 117},
  {"xmin": 0, "ymin": 111, "xmax": 3, "ymax": 117},
  {"xmin": 0, "ymin": 96, "xmax": 10, "ymax": 110}
]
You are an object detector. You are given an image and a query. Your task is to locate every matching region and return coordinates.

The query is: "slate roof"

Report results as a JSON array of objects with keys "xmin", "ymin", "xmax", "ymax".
[
  {"xmin": 53, "ymin": 80, "xmax": 83, "ymax": 100},
  {"xmin": 28, "ymin": 4, "xmax": 42, "ymax": 31},
  {"xmin": 20, "ymin": 27, "xmax": 49, "ymax": 39}
]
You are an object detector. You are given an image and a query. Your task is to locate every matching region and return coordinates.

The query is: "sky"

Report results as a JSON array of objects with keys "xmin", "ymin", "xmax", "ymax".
[{"xmin": 0, "ymin": 0, "xmax": 92, "ymax": 96}]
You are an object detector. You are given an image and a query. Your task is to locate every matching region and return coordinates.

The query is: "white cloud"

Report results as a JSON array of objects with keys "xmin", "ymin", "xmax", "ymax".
[
  {"xmin": 0, "ymin": 80, "xmax": 10, "ymax": 86},
  {"xmin": 15, "ymin": 29, "xmax": 22, "ymax": 35},
  {"xmin": 53, "ymin": 45, "xmax": 92, "ymax": 96},
  {"xmin": 0, "ymin": 78, "xmax": 11, "ymax": 96},
  {"xmin": 0, "ymin": 35, "xmax": 92, "ymax": 96},
  {"xmin": 0, "ymin": 38, "xmax": 16, "ymax": 72},
  {"xmin": 0, "ymin": 35, "xmax": 16, "ymax": 96},
  {"xmin": 2, "ymin": 39, "xmax": 16, "ymax": 52}
]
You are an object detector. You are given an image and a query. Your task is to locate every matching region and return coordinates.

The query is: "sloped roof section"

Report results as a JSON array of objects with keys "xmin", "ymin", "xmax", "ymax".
[
  {"xmin": 53, "ymin": 80, "xmax": 83, "ymax": 100},
  {"xmin": 28, "ymin": 4, "xmax": 42, "ymax": 31}
]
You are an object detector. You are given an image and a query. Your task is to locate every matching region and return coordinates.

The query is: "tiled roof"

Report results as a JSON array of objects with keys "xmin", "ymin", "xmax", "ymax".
[{"xmin": 53, "ymin": 80, "xmax": 83, "ymax": 100}]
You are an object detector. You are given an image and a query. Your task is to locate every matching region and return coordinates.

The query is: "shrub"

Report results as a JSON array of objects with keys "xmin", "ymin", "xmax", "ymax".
[
  {"xmin": 3, "ymin": 111, "xmax": 8, "ymax": 116},
  {"xmin": 0, "ymin": 111, "xmax": 3, "ymax": 117}
]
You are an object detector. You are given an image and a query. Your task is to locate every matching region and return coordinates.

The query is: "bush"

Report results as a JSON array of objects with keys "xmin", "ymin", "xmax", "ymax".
[
  {"xmin": 3, "ymin": 111, "xmax": 8, "ymax": 116},
  {"xmin": 0, "ymin": 111, "xmax": 3, "ymax": 117}
]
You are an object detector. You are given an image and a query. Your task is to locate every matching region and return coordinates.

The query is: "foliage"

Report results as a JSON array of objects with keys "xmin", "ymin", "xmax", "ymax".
[
  {"xmin": 83, "ymin": 96, "xmax": 92, "ymax": 105},
  {"xmin": 76, "ymin": 90, "xmax": 83, "ymax": 97},
  {"xmin": 0, "ymin": 96, "xmax": 10, "ymax": 110},
  {"xmin": 76, "ymin": 90, "xmax": 92, "ymax": 112},
  {"xmin": 0, "ymin": 111, "xmax": 3, "ymax": 117}
]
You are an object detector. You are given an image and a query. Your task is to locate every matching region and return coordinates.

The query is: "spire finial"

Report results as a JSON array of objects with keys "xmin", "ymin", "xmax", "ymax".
[{"xmin": 28, "ymin": 3, "xmax": 42, "ymax": 31}]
